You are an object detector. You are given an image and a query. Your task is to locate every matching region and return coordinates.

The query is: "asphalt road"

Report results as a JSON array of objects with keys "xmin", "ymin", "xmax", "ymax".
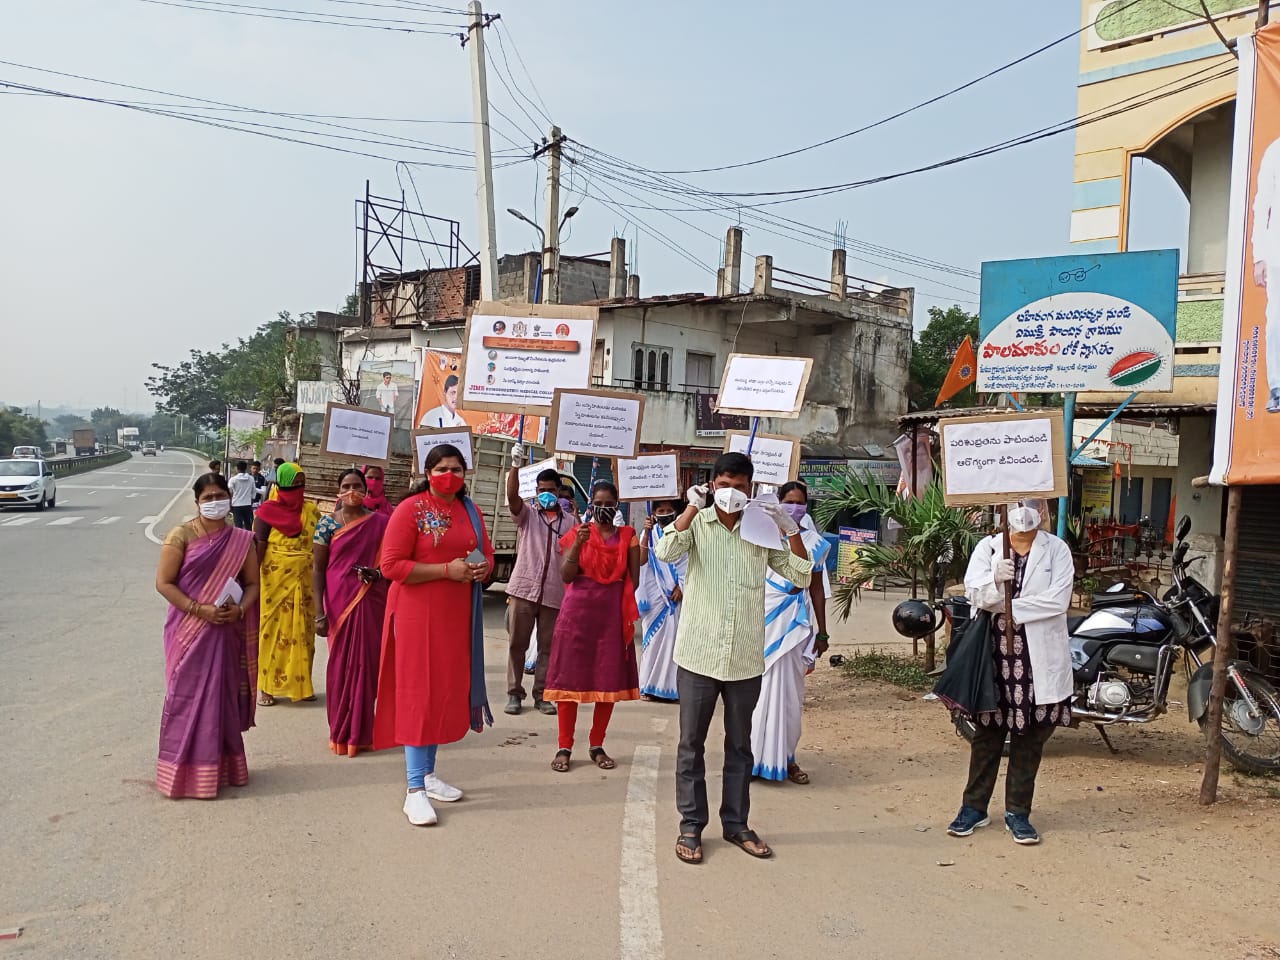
[{"xmin": 2, "ymin": 451, "xmax": 1162, "ymax": 959}]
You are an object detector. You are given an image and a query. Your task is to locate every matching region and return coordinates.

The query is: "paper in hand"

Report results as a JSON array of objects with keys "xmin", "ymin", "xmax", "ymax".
[
  {"xmin": 739, "ymin": 492, "xmax": 784, "ymax": 549},
  {"xmin": 215, "ymin": 577, "xmax": 244, "ymax": 607}
]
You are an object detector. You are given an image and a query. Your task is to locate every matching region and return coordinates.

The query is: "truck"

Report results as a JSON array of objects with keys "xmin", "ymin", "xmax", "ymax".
[
  {"xmin": 117, "ymin": 426, "xmax": 140, "ymax": 451},
  {"xmin": 73, "ymin": 429, "xmax": 97, "ymax": 457}
]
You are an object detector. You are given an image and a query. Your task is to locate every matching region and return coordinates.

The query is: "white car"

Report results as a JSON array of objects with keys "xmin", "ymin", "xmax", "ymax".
[
  {"xmin": 0, "ymin": 458, "xmax": 57, "ymax": 510},
  {"xmin": 11, "ymin": 446, "xmax": 41, "ymax": 459}
]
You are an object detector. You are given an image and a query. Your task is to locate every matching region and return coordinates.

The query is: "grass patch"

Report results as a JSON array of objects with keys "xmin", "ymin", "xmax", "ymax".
[{"xmin": 839, "ymin": 650, "xmax": 934, "ymax": 691}]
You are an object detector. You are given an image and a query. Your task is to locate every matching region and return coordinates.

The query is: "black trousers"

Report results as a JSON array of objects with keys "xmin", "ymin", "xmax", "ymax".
[
  {"xmin": 231, "ymin": 505, "xmax": 254, "ymax": 530},
  {"xmin": 962, "ymin": 722, "xmax": 1056, "ymax": 816},
  {"xmin": 675, "ymin": 666, "xmax": 763, "ymax": 836}
]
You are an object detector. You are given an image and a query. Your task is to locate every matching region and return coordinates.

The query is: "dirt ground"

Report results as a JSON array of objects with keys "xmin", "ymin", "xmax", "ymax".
[{"xmin": 803, "ymin": 591, "xmax": 1280, "ymax": 960}]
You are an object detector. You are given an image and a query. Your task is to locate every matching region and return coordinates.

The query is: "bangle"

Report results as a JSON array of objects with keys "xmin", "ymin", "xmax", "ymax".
[{"xmin": 186, "ymin": 598, "xmax": 197, "ymax": 614}]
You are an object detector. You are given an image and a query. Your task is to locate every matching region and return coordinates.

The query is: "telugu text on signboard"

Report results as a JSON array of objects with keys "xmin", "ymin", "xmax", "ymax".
[
  {"xmin": 616, "ymin": 452, "xmax": 680, "ymax": 502},
  {"xmin": 723, "ymin": 431, "xmax": 799, "ymax": 486},
  {"xmin": 546, "ymin": 389, "xmax": 644, "ymax": 459},
  {"xmin": 320, "ymin": 402, "xmax": 393, "ymax": 464},
  {"xmin": 938, "ymin": 411, "xmax": 1067, "ymax": 506},
  {"xmin": 412, "ymin": 427, "xmax": 474, "ymax": 473},
  {"xmin": 715, "ymin": 354, "xmax": 812, "ymax": 419}
]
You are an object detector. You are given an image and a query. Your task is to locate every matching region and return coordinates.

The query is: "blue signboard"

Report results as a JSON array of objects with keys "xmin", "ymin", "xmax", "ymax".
[{"xmin": 978, "ymin": 250, "xmax": 1179, "ymax": 393}]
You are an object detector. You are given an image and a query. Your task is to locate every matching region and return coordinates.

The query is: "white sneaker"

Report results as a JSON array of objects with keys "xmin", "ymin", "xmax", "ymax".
[
  {"xmin": 403, "ymin": 789, "xmax": 438, "ymax": 826},
  {"xmin": 422, "ymin": 773, "xmax": 463, "ymax": 803}
]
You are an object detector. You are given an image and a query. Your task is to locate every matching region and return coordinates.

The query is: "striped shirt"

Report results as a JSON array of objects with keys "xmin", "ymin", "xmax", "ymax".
[{"xmin": 655, "ymin": 507, "xmax": 813, "ymax": 682}]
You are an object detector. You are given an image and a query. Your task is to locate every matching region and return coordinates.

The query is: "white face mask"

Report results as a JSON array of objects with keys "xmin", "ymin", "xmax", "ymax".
[
  {"xmin": 1007, "ymin": 506, "xmax": 1041, "ymax": 533},
  {"xmin": 199, "ymin": 498, "xmax": 231, "ymax": 520},
  {"xmin": 713, "ymin": 486, "xmax": 749, "ymax": 514}
]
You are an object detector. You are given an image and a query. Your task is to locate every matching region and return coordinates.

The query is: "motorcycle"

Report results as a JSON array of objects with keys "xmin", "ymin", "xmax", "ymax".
[{"xmin": 903, "ymin": 516, "xmax": 1280, "ymax": 775}]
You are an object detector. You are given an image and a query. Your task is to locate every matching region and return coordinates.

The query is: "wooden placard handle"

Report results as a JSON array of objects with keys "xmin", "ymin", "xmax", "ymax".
[{"xmin": 1000, "ymin": 504, "xmax": 1015, "ymax": 648}]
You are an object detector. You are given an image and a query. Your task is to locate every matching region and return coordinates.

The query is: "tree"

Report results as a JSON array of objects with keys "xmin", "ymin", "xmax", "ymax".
[
  {"xmin": 908, "ymin": 305, "xmax": 979, "ymax": 411},
  {"xmin": 52, "ymin": 413, "xmax": 87, "ymax": 437},
  {"xmin": 815, "ymin": 473, "xmax": 983, "ymax": 672},
  {"xmin": 0, "ymin": 407, "xmax": 48, "ymax": 452}
]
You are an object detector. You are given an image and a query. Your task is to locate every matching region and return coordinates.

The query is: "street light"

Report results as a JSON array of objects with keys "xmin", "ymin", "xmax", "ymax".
[
  {"xmin": 506, "ymin": 207, "xmax": 545, "ymax": 248},
  {"xmin": 560, "ymin": 205, "xmax": 579, "ymax": 231}
]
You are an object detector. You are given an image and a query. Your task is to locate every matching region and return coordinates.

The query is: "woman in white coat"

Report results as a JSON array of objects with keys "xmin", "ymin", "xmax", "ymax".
[{"xmin": 946, "ymin": 498, "xmax": 1074, "ymax": 846}]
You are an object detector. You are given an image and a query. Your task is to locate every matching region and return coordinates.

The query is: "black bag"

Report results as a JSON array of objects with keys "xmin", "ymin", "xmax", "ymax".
[{"xmin": 932, "ymin": 609, "xmax": 996, "ymax": 718}]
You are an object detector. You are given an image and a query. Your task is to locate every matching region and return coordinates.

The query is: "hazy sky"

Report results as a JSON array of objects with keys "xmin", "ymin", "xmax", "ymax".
[{"xmin": 1, "ymin": 1, "xmax": 1185, "ymax": 413}]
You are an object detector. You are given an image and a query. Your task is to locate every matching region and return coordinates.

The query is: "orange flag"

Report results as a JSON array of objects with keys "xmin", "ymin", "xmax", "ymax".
[{"xmin": 935, "ymin": 335, "xmax": 977, "ymax": 406}]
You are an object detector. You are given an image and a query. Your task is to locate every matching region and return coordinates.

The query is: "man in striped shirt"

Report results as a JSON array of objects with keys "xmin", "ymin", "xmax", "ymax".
[{"xmin": 655, "ymin": 451, "xmax": 813, "ymax": 864}]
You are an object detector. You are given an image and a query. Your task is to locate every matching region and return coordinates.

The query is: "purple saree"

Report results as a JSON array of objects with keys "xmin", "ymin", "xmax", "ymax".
[
  {"xmin": 324, "ymin": 511, "xmax": 389, "ymax": 756},
  {"xmin": 157, "ymin": 525, "xmax": 258, "ymax": 799}
]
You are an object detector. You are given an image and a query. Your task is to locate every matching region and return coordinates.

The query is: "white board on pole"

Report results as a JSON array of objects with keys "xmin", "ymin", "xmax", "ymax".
[
  {"xmin": 616, "ymin": 452, "xmax": 680, "ymax": 502},
  {"xmin": 715, "ymin": 353, "xmax": 812, "ymax": 419},
  {"xmin": 412, "ymin": 428, "xmax": 474, "ymax": 473},
  {"xmin": 319, "ymin": 402, "xmax": 392, "ymax": 464},
  {"xmin": 937, "ymin": 411, "xmax": 1067, "ymax": 506}
]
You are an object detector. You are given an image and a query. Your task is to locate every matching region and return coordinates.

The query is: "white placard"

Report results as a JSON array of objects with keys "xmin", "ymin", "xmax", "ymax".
[
  {"xmin": 616, "ymin": 453, "xmax": 679, "ymax": 502},
  {"xmin": 739, "ymin": 493, "xmax": 783, "ymax": 549},
  {"xmin": 413, "ymin": 428, "xmax": 474, "ymax": 473},
  {"xmin": 518, "ymin": 457, "xmax": 559, "ymax": 500},
  {"xmin": 940, "ymin": 416, "xmax": 1057, "ymax": 501},
  {"xmin": 460, "ymin": 306, "xmax": 597, "ymax": 414},
  {"xmin": 546, "ymin": 389, "xmax": 644, "ymax": 459},
  {"xmin": 320, "ymin": 403, "xmax": 393, "ymax": 463},
  {"xmin": 716, "ymin": 354, "xmax": 812, "ymax": 418},
  {"xmin": 725, "ymin": 432, "xmax": 799, "ymax": 487}
]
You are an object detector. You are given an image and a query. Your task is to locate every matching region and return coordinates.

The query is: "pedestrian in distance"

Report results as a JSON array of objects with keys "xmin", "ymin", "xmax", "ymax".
[
  {"xmin": 655, "ymin": 452, "xmax": 813, "ymax": 864},
  {"xmin": 208, "ymin": 459, "xmax": 222, "ymax": 476},
  {"xmin": 750, "ymin": 481, "xmax": 830, "ymax": 784},
  {"xmin": 636, "ymin": 499, "xmax": 686, "ymax": 702},
  {"xmin": 544, "ymin": 480, "xmax": 641, "ymax": 773},
  {"xmin": 947, "ymin": 498, "xmax": 1074, "ymax": 846},
  {"xmin": 254, "ymin": 462, "xmax": 321, "ymax": 707},
  {"xmin": 372, "ymin": 443, "xmax": 494, "ymax": 827},
  {"xmin": 153, "ymin": 473, "xmax": 260, "ymax": 798},
  {"xmin": 313, "ymin": 468, "xmax": 389, "ymax": 757},
  {"xmin": 362, "ymin": 464, "xmax": 393, "ymax": 517},
  {"xmin": 228, "ymin": 460, "xmax": 256, "ymax": 530},
  {"xmin": 249, "ymin": 460, "xmax": 266, "ymax": 511},
  {"xmin": 503, "ymin": 445, "xmax": 573, "ymax": 717}
]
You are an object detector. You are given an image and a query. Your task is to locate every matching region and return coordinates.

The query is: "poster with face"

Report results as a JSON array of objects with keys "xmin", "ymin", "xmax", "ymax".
[
  {"xmin": 414, "ymin": 349, "xmax": 542, "ymax": 441},
  {"xmin": 358, "ymin": 359, "xmax": 417, "ymax": 430}
]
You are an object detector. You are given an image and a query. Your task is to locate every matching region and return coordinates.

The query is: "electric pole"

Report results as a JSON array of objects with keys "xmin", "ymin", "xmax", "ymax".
[
  {"xmin": 467, "ymin": 1, "xmax": 499, "ymax": 301},
  {"xmin": 536, "ymin": 125, "xmax": 564, "ymax": 302},
  {"xmin": 1260, "ymin": 0, "xmax": 1270, "ymax": 27}
]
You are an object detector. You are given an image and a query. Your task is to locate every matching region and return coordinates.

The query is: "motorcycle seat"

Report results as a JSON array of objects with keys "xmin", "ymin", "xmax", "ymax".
[
  {"xmin": 1092, "ymin": 591, "xmax": 1142, "ymax": 607},
  {"xmin": 1068, "ymin": 615, "xmax": 1087, "ymax": 634}
]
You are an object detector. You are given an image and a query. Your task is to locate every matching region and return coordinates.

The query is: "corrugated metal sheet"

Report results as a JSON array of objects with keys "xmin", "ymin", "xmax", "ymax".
[{"xmin": 1236, "ymin": 485, "xmax": 1280, "ymax": 683}]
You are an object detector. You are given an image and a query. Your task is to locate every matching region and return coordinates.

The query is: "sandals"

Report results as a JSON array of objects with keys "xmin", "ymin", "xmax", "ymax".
[
  {"xmin": 258, "ymin": 693, "xmax": 276, "ymax": 707},
  {"xmin": 675, "ymin": 834, "xmax": 703, "ymax": 865},
  {"xmin": 787, "ymin": 764, "xmax": 810, "ymax": 785},
  {"xmin": 551, "ymin": 749, "xmax": 571, "ymax": 773},
  {"xmin": 589, "ymin": 747, "xmax": 616, "ymax": 770},
  {"xmin": 723, "ymin": 829, "xmax": 773, "ymax": 859}
]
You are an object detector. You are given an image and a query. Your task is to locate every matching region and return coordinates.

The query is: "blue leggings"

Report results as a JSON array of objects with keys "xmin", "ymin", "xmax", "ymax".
[{"xmin": 404, "ymin": 744, "xmax": 439, "ymax": 789}]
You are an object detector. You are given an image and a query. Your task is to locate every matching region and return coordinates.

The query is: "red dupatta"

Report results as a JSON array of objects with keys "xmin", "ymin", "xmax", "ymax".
[{"xmin": 560, "ymin": 523, "xmax": 640, "ymax": 647}]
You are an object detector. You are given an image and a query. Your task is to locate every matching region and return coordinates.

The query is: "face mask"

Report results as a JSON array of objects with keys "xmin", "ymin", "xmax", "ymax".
[
  {"xmin": 781, "ymin": 502, "xmax": 808, "ymax": 524},
  {"xmin": 199, "ymin": 498, "xmax": 231, "ymax": 520},
  {"xmin": 592, "ymin": 504, "xmax": 618, "ymax": 525},
  {"xmin": 537, "ymin": 491, "xmax": 559, "ymax": 511},
  {"xmin": 341, "ymin": 490, "xmax": 367, "ymax": 508},
  {"xmin": 558, "ymin": 498, "xmax": 575, "ymax": 515},
  {"xmin": 365, "ymin": 477, "xmax": 385, "ymax": 499},
  {"xmin": 430, "ymin": 472, "xmax": 465, "ymax": 496},
  {"xmin": 713, "ymin": 486, "xmax": 749, "ymax": 514},
  {"xmin": 1007, "ymin": 506, "xmax": 1041, "ymax": 533},
  {"xmin": 654, "ymin": 512, "xmax": 676, "ymax": 527}
]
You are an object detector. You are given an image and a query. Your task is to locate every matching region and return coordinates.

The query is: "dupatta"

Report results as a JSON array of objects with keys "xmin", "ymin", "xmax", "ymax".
[{"xmin": 560, "ymin": 522, "xmax": 640, "ymax": 648}]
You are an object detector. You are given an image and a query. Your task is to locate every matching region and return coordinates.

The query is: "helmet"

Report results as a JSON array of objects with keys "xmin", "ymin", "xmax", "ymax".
[{"xmin": 891, "ymin": 599, "xmax": 937, "ymax": 639}]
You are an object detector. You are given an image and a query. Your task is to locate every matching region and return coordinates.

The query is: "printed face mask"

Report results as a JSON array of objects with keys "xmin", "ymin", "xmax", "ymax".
[
  {"xmin": 654, "ymin": 512, "xmax": 677, "ymax": 527},
  {"xmin": 781, "ymin": 502, "xmax": 807, "ymax": 524},
  {"xmin": 592, "ymin": 504, "xmax": 618, "ymax": 525},
  {"xmin": 713, "ymin": 486, "xmax": 749, "ymax": 514},
  {"xmin": 537, "ymin": 491, "xmax": 559, "ymax": 510},
  {"xmin": 199, "ymin": 498, "xmax": 231, "ymax": 520},
  {"xmin": 1007, "ymin": 505, "xmax": 1041, "ymax": 533},
  {"xmin": 342, "ymin": 490, "xmax": 367, "ymax": 508}
]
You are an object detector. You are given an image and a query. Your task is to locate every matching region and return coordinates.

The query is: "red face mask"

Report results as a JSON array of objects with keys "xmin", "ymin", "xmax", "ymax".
[
  {"xmin": 365, "ymin": 476, "xmax": 385, "ymax": 499},
  {"xmin": 429, "ymin": 471, "xmax": 464, "ymax": 496},
  {"xmin": 276, "ymin": 486, "xmax": 306, "ymax": 510}
]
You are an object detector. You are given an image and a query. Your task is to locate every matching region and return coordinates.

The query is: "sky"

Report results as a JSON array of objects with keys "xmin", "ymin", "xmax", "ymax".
[{"xmin": 0, "ymin": 0, "xmax": 1188, "ymax": 413}]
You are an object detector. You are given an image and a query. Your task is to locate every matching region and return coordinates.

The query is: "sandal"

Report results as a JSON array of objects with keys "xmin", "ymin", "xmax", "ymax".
[
  {"xmin": 787, "ymin": 764, "xmax": 810, "ymax": 785},
  {"xmin": 675, "ymin": 834, "xmax": 703, "ymax": 865},
  {"xmin": 723, "ymin": 829, "xmax": 773, "ymax": 859},
  {"xmin": 551, "ymin": 749, "xmax": 571, "ymax": 773},
  {"xmin": 589, "ymin": 747, "xmax": 616, "ymax": 770},
  {"xmin": 258, "ymin": 693, "xmax": 276, "ymax": 707}
]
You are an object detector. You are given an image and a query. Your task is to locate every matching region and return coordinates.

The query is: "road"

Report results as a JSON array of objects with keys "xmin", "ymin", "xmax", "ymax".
[{"xmin": 5, "ymin": 451, "xmax": 1255, "ymax": 959}]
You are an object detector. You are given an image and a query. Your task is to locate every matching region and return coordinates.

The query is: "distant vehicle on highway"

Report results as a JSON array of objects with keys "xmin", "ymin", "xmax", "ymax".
[
  {"xmin": 73, "ymin": 429, "xmax": 96, "ymax": 457},
  {"xmin": 0, "ymin": 458, "xmax": 57, "ymax": 510},
  {"xmin": 142, "ymin": 441, "xmax": 158, "ymax": 456},
  {"xmin": 11, "ymin": 445, "xmax": 41, "ymax": 459}
]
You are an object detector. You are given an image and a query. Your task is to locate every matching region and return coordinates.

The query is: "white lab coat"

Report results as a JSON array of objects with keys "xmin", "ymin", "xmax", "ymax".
[
  {"xmin": 964, "ymin": 532, "xmax": 1074, "ymax": 706},
  {"xmin": 1250, "ymin": 138, "xmax": 1280, "ymax": 392}
]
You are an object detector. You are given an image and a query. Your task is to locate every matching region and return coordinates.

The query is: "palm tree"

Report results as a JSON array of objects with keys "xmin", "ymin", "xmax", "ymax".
[{"xmin": 814, "ymin": 473, "xmax": 984, "ymax": 671}]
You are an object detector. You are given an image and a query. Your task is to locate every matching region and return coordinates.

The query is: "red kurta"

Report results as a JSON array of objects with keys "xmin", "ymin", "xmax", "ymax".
[{"xmin": 372, "ymin": 493, "xmax": 495, "ymax": 748}]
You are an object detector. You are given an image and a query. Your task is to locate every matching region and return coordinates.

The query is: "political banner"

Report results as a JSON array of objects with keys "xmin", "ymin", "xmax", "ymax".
[
  {"xmin": 415, "ymin": 349, "xmax": 541, "ymax": 442},
  {"xmin": 978, "ymin": 251, "xmax": 1178, "ymax": 394}
]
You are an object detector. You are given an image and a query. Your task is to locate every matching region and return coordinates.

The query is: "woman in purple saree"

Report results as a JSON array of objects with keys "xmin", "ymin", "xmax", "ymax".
[
  {"xmin": 313, "ymin": 468, "xmax": 390, "ymax": 757},
  {"xmin": 154, "ymin": 473, "xmax": 261, "ymax": 799}
]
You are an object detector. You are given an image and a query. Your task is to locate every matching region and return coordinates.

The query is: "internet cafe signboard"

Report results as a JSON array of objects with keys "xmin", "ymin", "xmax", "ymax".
[
  {"xmin": 459, "ymin": 302, "xmax": 598, "ymax": 416},
  {"xmin": 1212, "ymin": 27, "xmax": 1280, "ymax": 485},
  {"xmin": 978, "ymin": 251, "xmax": 1178, "ymax": 394},
  {"xmin": 938, "ymin": 410, "xmax": 1066, "ymax": 507}
]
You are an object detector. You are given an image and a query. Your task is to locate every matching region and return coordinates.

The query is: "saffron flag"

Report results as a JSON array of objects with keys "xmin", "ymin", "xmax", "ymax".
[{"xmin": 935, "ymin": 336, "xmax": 977, "ymax": 406}]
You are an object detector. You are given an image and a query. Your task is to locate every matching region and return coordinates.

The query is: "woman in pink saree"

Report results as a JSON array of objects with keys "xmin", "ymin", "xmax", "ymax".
[
  {"xmin": 154, "ymin": 473, "xmax": 261, "ymax": 799},
  {"xmin": 313, "ymin": 468, "xmax": 390, "ymax": 756}
]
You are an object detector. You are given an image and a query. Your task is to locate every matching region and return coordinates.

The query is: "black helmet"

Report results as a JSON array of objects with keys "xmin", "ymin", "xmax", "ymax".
[{"xmin": 891, "ymin": 599, "xmax": 937, "ymax": 639}]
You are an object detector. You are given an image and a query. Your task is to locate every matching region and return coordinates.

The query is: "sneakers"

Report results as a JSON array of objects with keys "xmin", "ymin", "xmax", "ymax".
[
  {"xmin": 403, "ymin": 789, "xmax": 438, "ymax": 826},
  {"xmin": 422, "ymin": 773, "xmax": 463, "ymax": 803},
  {"xmin": 535, "ymin": 699, "xmax": 557, "ymax": 716},
  {"xmin": 946, "ymin": 805, "xmax": 991, "ymax": 837},
  {"xmin": 1004, "ymin": 812, "xmax": 1041, "ymax": 845}
]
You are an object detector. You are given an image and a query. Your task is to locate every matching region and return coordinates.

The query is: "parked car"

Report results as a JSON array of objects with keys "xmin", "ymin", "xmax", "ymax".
[
  {"xmin": 0, "ymin": 458, "xmax": 57, "ymax": 510},
  {"xmin": 11, "ymin": 445, "xmax": 41, "ymax": 459},
  {"xmin": 141, "ymin": 441, "xmax": 158, "ymax": 456}
]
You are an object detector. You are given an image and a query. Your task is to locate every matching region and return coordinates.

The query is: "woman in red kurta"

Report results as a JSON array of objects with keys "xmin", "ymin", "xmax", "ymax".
[{"xmin": 373, "ymin": 444, "xmax": 495, "ymax": 827}]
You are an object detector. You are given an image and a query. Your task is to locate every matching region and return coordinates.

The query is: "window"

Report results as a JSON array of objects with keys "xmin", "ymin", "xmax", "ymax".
[
  {"xmin": 685, "ymin": 351, "xmax": 714, "ymax": 391},
  {"xmin": 630, "ymin": 342, "xmax": 672, "ymax": 390}
]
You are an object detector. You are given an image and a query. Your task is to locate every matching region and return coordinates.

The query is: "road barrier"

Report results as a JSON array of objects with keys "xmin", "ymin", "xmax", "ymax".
[{"xmin": 48, "ymin": 449, "xmax": 131, "ymax": 477}]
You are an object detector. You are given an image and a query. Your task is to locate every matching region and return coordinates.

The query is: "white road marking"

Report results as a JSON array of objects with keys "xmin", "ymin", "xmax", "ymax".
[
  {"xmin": 58, "ymin": 484, "xmax": 184, "ymax": 492},
  {"xmin": 126, "ymin": 493, "xmax": 140, "ymax": 498},
  {"xmin": 93, "ymin": 516, "xmax": 121, "ymax": 525},
  {"xmin": 139, "ymin": 516, "xmax": 159, "ymax": 524},
  {"xmin": 47, "ymin": 516, "xmax": 83, "ymax": 526},
  {"xmin": 619, "ymin": 745, "xmax": 663, "ymax": 960},
  {"xmin": 1, "ymin": 516, "xmax": 39, "ymax": 526},
  {"xmin": 650, "ymin": 717, "xmax": 669, "ymax": 734},
  {"xmin": 146, "ymin": 454, "xmax": 201, "ymax": 545}
]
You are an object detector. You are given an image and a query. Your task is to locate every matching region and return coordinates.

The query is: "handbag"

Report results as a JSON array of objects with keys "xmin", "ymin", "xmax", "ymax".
[{"xmin": 931, "ymin": 609, "xmax": 996, "ymax": 718}]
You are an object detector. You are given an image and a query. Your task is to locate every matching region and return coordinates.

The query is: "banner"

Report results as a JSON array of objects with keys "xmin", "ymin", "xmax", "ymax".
[
  {"xmin": 414, "ymin": 349, "xmax": 541, "ymax": 443},
  {"xmin": 1212, "ymin": 26, "xmax": 1280, "ymax": 485},
  {"xmin": 978, "ymin": 250, "xmax": 1178, "ymax": 393}
]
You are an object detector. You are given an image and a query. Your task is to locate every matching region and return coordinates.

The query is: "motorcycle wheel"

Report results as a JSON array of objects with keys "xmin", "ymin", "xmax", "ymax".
[
  {"xmin": 1199, "ymin": 672, "xmax": 1280, "ymax": 775},
  {"xmin": 952, "ymin": 713, "xmax": 1010, "ymax": 756}
]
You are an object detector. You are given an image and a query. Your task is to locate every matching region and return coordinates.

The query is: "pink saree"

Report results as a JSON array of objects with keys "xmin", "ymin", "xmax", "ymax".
[{"xmin": 156, "ymin": 525, "xmax": 258, "ymax": 799}]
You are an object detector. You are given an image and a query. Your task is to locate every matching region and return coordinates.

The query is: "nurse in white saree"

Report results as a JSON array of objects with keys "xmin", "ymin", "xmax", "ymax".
[
  {"xmin": 751, "ymin": 481, "xmax": 830, "ymax": 783},
  {"xmin": 636, "ymin": 501, "xmax": 686, "ymax": 701}
]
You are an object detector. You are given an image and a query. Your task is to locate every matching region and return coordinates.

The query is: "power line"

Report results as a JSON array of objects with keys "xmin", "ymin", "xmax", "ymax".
[
  {"xmin": 485, "ymin": 42, "xmax": 544, "ymax": 138},
  {"xmin": 134, "ymin": 0, "xmax": 465, "ymax": 35},
  {"xmin": 491, "ymin": 21, "xmax": 554, "ymax": 127},
  {"xmin": 494, "ymin": 21, "xmax": 553, "ymax": 123}
]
